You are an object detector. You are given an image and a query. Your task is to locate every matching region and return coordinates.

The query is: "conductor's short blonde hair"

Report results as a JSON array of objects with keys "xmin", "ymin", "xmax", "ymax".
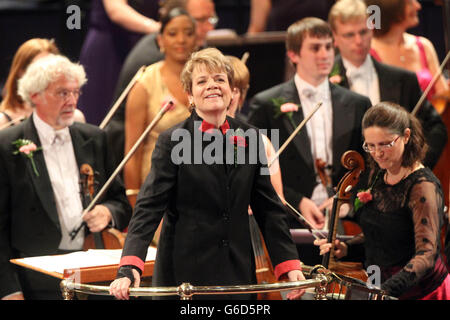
[{"xmin": 181, "ymin": 47, "xmax": 234, "ymax": 95}]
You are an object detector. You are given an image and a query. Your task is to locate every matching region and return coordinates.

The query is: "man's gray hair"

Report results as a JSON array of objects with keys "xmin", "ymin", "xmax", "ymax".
[{"xmin": 18, "ymin": 54, "xmax": 87, "ymax": 106}]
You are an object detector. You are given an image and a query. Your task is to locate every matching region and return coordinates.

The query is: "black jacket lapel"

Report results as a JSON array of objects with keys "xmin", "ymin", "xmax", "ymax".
[
  {"xmin": 334, "ymin": 56, "xmax": 351, "ymax": 89},
  {"xmin": 372, "ymin": 57, "xmax": 398, "ymax": 102},
  {"xmin": 69, "ymin": 125, "xmax": 97, "ymax": 207},
  {"xmin": 280, "ymin": 80, "xmax": 314, "ymax": 170},
  {"xmin": 330, "ymin": 84, "xmax": 354, "ymax": 173},
  {"xmin": 23, "ymin": 117, "xmax": 60, "ymax": 230}
]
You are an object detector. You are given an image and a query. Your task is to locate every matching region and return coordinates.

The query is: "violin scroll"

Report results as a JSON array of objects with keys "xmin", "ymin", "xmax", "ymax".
[{"xmin": 80, "ymin": 164, "xmax": 95, "ymax": 201}]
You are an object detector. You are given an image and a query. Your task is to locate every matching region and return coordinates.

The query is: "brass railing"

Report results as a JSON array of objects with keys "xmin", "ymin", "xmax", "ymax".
[
  {"xmin": 60, "ymin": 265, "xmax": 395, "ymax": 300},
  {"xmin": 60, "ymin": 265, "xmax": 331, "ymax": 300},
  {"xmin": 60, "ymin": 276, "xmax": 328, "ymax": 300}
]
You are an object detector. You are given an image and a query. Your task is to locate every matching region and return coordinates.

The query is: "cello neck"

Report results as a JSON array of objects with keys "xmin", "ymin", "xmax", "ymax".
[{"xmin": 321, "ymin": 196, "xmax": 340, "ymax": 268}]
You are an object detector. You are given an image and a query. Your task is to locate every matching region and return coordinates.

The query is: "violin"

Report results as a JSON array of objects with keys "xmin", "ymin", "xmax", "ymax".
[
  {"xmin": 321, "ymin": 150, "xmax": 368, "ymax": 283},
  {"xmin": 249, "ymin": 213, "xmax": 282, "ymax": 300},
  {"xmin": 79, "ymin": 164, "xmax": 125, "ymax": 250}
]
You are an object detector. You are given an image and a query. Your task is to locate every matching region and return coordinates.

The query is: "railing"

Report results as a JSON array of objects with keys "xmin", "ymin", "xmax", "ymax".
[
  {"xmin": 59, "ymin": 265, "xmax": 395, "ymax": 300},
  {"xmin": 60, "ymin": 265, "xmax": 331, "ymax": 300}
]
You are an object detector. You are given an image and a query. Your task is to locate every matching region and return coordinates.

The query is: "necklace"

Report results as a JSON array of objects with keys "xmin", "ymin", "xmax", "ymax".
[{"xmin": 384, "ymin": 167, "xmax": 411, "ymax": 185}]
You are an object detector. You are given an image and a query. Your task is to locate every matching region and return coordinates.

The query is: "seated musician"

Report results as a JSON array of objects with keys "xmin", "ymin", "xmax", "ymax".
[
  {"xmin": 109, "ymin": 48, "xmax": 305, "ymax": 300},
  {"xmin": 0, "ymin": 54, "xmax": 131, "ymax": 300},
  {"xmin": 315, "ymin": 102, "xmax": 450, "ymax": 300}
]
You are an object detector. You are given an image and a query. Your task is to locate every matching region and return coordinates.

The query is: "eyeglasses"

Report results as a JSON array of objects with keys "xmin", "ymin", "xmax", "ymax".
[
  {"xmin": 52, "ymin": 89, "xmax": 82, "ymax": 101},
  {"xmin": 194, "ymin": 15, "xmax": 219, "ymax": 27},
  {"xmin": 362, "ymin": 135, "xmax": 401, "ymax": 153}
]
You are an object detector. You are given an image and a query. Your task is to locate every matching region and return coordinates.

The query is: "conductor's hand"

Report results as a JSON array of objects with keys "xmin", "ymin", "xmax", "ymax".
[
  {"xmin": 313, "ymin": 238, "xmax": 348, "ymax": 259},
  {"xmin": 299, "ymin": 197, "xmax": 325, "ymax": 229},
  {"xmin": 286, "ymin": 270, "xmax": 306, "ymax": 300},
  {"xmin": 83, "ymin": 204, "xmax": 112, "ymax": 233},
  {"xmin": 109, "ymin": 269, "xmax": 141, "ymax": 300}
]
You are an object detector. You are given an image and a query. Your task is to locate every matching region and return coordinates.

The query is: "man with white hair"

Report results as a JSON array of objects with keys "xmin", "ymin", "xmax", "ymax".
[{"xmin": 0, "ymin": 54, "xmax": 131, "ymax": 300}]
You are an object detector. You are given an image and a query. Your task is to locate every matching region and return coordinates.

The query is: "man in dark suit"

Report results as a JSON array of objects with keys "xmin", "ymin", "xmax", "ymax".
[
  {"xmin": 328, "ymin": 0, "xmax": 447, "ymax": 169},
  {"xmin": 0, "ymin": 55, "xmax": 131, "ymax": 300},
  {"xmin": 248, "ymin": 18, "xmax": 372, "ymax": 232},
  {"xmin": 105, "ymin": 0, "xmax": 218, "ymax": 167}
]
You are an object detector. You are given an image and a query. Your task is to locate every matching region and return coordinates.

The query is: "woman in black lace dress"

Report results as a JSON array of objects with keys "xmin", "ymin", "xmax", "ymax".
[{"xmin": 316, "ymin": 101, "xmax": 449, "ymax": 299}]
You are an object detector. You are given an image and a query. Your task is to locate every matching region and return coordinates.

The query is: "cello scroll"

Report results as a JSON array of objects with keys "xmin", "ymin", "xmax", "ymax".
[{"xmin": 321, "ymin": 150, "xmax": 366, "ymax": 280}]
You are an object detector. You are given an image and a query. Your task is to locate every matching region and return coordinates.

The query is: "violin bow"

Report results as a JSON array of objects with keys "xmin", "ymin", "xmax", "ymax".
[
  {"xmin": 268, "ymin": 101, "xmax": 323, "ymax": 168},
  {"xmin": 99, "ymin": 65, "xmax": 146, "ymax": 129},
  {"xmin": 279, "ymin": 194, "xmax": 328, "ymax": 240},
  {"xmin": 412, "ymin": 50, "xmax": 450, "ymax": 116},
  {"xmin": 263, "ymin": 101, "xmax": 326, "ymax": 237},
  {"xmin": 241, "ymin": 51, "xmax": 250, "ymax": 64},
  {"xmin": 70, "ymin": 101, "xmax": 174, "ymax": 240}
]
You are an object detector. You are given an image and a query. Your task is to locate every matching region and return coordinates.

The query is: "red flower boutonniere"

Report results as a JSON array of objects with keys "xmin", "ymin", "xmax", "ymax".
[
  {"xmin": 12, "ymin": 139, "xmax": 42, "ymax": 176},
  {"xmin": 354, "ymin": 171, "xmax": 381, "ymax": 212},
  {"xmin": 271, "ymin": 97, "xmax": 299, "ymax": 128},
  {"xmin": 229, "ymin": 128, "xmax": 247, "ymax": 167}
]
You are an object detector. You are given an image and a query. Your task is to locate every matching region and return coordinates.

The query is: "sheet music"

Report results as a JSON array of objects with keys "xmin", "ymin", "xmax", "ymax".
[{"xmin": 14, "ymin": 247, "xmax": 157, "ymax": 275}]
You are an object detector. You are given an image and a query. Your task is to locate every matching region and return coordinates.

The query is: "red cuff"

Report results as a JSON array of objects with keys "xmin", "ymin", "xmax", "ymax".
[
  {"xmin": 274, "ymin": 260, "xmax": 302, "ymax": 280},
  {"xmin": 119, "ymin": 256, "xmax": 145, "ymax": 273}
]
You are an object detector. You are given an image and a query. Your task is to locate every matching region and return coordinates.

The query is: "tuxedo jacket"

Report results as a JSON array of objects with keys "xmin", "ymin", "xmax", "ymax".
[
  {"xmin": 334, "ymin": 55, "xmax": 447, "ymax": 169},
  {"xmin": 0, "ymin": 116, "xmax": 131, "ymax": 297},
  {"xmin": 119, "ymin": 111, "xmax": 299, "ymax": 297},
  {"xmin": 248, "ymin": 80, "xmax": 372, "ymax": 228}
]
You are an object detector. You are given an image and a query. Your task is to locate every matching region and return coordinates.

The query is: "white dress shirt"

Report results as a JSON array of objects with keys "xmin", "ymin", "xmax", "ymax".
[
  {"xmin": 33, "ymin": 112, "xmax": 84, "ymax": 250},
  {"xmin": 342, "ymin": 55, "xmax": 380, "ymax": 105},
  {"xmin": 294, "ymin": 75, "xmax": 333, "ymax": 207}
]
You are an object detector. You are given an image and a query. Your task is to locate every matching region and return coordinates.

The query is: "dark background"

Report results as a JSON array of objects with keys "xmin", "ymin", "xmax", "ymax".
[{"xmin": 0, "ymin": 0, "xmax": 447, "ymax": 105}]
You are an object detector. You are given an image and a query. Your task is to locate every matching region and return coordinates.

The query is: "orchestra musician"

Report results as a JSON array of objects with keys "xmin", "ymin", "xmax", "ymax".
[
  {"xmin": 226, "ymin": 55, "xmax": 285, "ymax": 201},
  {"xmin": 109, "ymin": 47, "xmax": 305, "ymax": 300},
  {"xmin": 0, "ymin": 54, "xmax": 131, "ymax": 300},
  {"xmin": 328, "ymin": 0, "xmax": 447, "ymax": 169},
  {"xmin": 247, "ymin": 17, "xmax": 372, "ymax": 231},
  {"xmin": 123, "ymin": 7, "xmax": 197, "ymax": 208},
  {"xmin": 0, "ymin": 38, "xmax": 86, "ymax": 129},
  {"xmin": 366, "ymin": 0, "xmax": 449, "ymax": 104},
  {"xmin": 315, "ymin": 102, "xmax": 450, "ymax": 300}
]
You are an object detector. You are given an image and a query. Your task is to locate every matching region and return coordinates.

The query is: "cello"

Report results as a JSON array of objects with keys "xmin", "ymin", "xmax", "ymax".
[
  {"xmin": 315, "ymin": 158, "xmax": 362, "ymax": 236},
  {"xmin": 249, "ymin": 213, "xmax": 283, "ymax": 300},
  {"xmin": 321, "ymin": 150, "xmax": 368, "ymax": 283},
  {"xmin": 79, "ymin": 163, "xmax": 126, "ymax": 250}
]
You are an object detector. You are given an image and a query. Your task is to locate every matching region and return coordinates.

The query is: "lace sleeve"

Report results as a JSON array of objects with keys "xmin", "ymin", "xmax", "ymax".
[
  {"xmin": 341, "ymin": 232, "xmax": 365, "ymax": 262},
  {"xmin": 381, "ymin": 180, "xmax": 443, "ymax": 297}
]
